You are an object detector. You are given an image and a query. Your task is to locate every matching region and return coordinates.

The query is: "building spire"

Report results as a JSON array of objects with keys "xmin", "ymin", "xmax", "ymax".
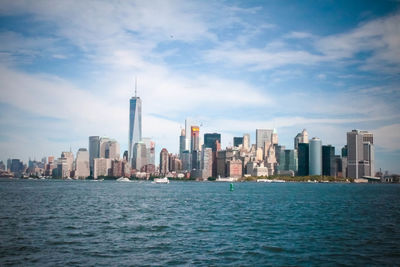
[{"xmin": 135, "ymin": 76, "xmax": 137, "ymax": 97}]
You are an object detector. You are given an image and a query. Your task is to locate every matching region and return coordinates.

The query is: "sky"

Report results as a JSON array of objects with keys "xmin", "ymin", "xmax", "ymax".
[{"xmin": 0, "ymin": 0, "xmax": 399, "ymax": 173}]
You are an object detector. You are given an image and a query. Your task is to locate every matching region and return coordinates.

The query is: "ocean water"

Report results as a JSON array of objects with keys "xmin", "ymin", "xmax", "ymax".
[{"xmin": 0, "ymin": 179, "xmax": 399, "ymax": 266}]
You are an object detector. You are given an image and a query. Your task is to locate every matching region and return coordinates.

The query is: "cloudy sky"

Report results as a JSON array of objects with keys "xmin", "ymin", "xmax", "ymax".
[{"xmin": 0, "ymin": 0, "xmax": 399, "ymax": 172}]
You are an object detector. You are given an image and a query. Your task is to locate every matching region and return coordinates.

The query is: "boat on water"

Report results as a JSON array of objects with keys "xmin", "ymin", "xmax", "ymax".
[
  {"xmin": 153, "ymin": 177, "xmax": 169, "ymax": 184},
  {"xmin": 116, "ymin": 177, "xmax": 131, "ymax": 182},
  {"xmin": 257, "ymin": 179, "xmax": 286, "ymax": 183},
  {"xmin": 215, "ymin": 177, "xmax": 238, "ymax": 182}
]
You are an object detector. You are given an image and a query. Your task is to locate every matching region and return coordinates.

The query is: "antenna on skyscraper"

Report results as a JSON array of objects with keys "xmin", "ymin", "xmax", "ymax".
[{"xmin": 135, "ymin": 76, "xmax": 137, "ymax": 97}]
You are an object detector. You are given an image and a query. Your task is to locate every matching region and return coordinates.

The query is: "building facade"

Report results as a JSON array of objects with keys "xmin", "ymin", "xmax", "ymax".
[
  {"xmin": 159, "ymin": 148, "xmax": 169, "ymax": 176},
  {"xmin": 322, "ymin": 145, "xmax": 336, "ymax": 177},
  {"xmin": 347, "ymin": 130, "xmax": 374, "ymax": 179},
  {"xmin": 128, "ymin": 94, "xmax": 142, "ymax": 165},
  {"xmin": 89, "ymin": 136, "xmax": 100, "ymax": 173},
  {"xmin": 309, "ymin": 137, "xmax": 322, "ymax": 175},
  {"xmin": 297, "ymin": 143, "xmax": 309, "ymax": 176},
  {"xmin": 75, "ymin": 148, "xmax": 90, "ymax": 179},
  {"xmin": 256, "ymin": 129, "xmax": 274, "ymax": 150},
  {"xmin": 191, "ymin": 126, "xmax": 200, "ymax": 151}
]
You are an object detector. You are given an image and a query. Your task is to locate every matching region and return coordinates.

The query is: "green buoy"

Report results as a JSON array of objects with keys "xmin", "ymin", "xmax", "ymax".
[{"xmin": 230, "ymin": 183, "xmax": 234, "ymax": 191}]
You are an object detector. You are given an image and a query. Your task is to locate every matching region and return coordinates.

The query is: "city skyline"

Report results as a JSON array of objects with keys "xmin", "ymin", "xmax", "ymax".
[{"xmin": 0, "ymin": 1, "xmax": 399, "ymax": 173}]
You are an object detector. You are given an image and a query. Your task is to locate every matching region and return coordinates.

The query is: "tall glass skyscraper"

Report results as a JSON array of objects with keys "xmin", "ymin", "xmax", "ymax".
[
  {"xmin": 128, "ymin": 93, "xmax": 142, "ymax": 165},
  {"xmin": 309, "ymin": 137, "xmax": 322, "ymax": 175}
]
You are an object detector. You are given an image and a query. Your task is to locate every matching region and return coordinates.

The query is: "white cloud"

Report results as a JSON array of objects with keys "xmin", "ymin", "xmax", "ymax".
[
  {"xmin": 284, "ymin": 31, "xmax": 314, "ymax": 39},
  {"xmin": 373, "ymin": 124, "xmax": 400, "ymax": 151},
  {"xmin": 316, "ymin": 12, "xmax": 400, "ymax": 71}
]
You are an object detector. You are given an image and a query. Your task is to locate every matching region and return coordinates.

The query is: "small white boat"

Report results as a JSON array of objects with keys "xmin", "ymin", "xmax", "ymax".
[
  {"xmin": 215, "ymin": 177, "xmax": 238, "ymax": 182},
  {"xmin": 257, "ymin": 179, "xmax": 286, "ymax": 183},
  {"xmin": 116, "ymin": 177, "xmax": 131, "ymax": 182},
  {"xmin": 153, "ymin": 177, "xmax": 169, "ymax": 184}
]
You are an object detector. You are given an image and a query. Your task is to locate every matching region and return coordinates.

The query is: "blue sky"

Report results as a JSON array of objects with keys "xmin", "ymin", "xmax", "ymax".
[{"xmin": 0, "ymin": 0, "xmax": 399, "ymax": 173}]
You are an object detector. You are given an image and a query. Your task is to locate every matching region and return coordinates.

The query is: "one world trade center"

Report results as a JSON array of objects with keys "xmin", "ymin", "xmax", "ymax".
[{"xmin": 128, "ymin": 80, "xmax": 142, "ymax": 165}]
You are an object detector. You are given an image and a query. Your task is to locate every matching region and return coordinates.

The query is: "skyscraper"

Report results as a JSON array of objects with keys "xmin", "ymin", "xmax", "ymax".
[
  {"xmin": 204, "ymin": 133, "xmax": 221, "ymax": 151},
  {"xmin": 191, "ymin": 126, "xmax": 200, "ymax": 151},
  {"xmin": 298, "ymin": 143, "xmax": 309, "ymax": 176},
  {"xmin": 256, "ymin": 129, "xmax": 273, "ymax": 150},
  {"xmin": 75, "ymin": 148, "xmax": 90, "ymax": 179},
  {"xmin": 89, "ymin": 136, "xmax": 100, "ymax": 173},
  {"xmin": 160, "ymin": 148, "xmax": 169, "ymax": 175},
  {"xmin": 204, "ymin": 133, "xmax": 221, "ymax": 178},
  {"xmin": 128, "ymin": 81, "xmax": 142, "ymax": 166},
  {"xmin": 179, "ymin": 129, "xmax": 186, "ymax": 158},
  {"xmin": 322, "ymin": 145, "xmax": 336, "ymax": 176},
  {"xmin": 294, "ymin": 129, "xmax": 309, "ymax": 150},
  {"xmin": 347, "ymin": 130, "xmax": 374, "ymax": 178},
  {"xmin": 201, "ymin": 148, "xmax": 212, "ymax": 180},
  {"xmin": 132, "ymin": 142, "xmax": 147, "ymax": 171},
  {"xmin": 243, "ymin": 133, "xmax": 250, "ymax": 151},
  {"xmin": 100, "ymin": 138, "xmax": 120, "ymax": 160},
  {"xmin": 142, "ymin": 137, "xmax": 155, "ymax": 166},
  {"xmin": 309, "ymin": 137, "xmax": 322, "ymax": 175},
  {"xmin": 233, "ymin": 137, "xmax": 243, "ymax": 147},
  {"xmin": 185, "ymin": 118, "xmax": 191, "ymax": 152},
  {"xmin": 278, "ymin": 149, "xmax": 298, "ymax": 173},
  {"xmin": 61, "ymin": 151, "xmax": 74, "ymax": 173}
]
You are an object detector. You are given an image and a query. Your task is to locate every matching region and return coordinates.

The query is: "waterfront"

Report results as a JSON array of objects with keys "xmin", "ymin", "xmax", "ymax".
[{"xmin": 0, "ymin": 179, "xmax": 399, "ymax": 266}]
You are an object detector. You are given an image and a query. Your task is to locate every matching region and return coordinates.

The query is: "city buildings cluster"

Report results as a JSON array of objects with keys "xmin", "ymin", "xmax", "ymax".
[
  {"xmin": 0, "ymin": 85, "xmax": 397, "ymax": 183},
  {"xmin": 159, "ymin": 123, "xmax": 378, "ymax": 181}
]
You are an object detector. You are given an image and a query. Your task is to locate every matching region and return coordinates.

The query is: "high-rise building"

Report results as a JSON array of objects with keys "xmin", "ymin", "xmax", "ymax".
[
  {"xmin": 256, "ymin": 129, "xmax": 274, "ymax": 150},
  {"xmin": 89, "ymin": 136, "xmax": 100, "ymax": 173},
  {"xmin": 191, "ymin": 126, "xmax": 200, "ymax": 151},
  {"xmin": 191, "ymin": 150, "xmax": 201, "ymax": 170},
  {"xmin": 185, "ymin": 119, "xmax": 191, "ymax": 152},
  {"xmin": 243, "ymin": 134, "xmax": 250, "ymax": 151},
  {"xmin": 322, "ymin": 145, "xmax": 336, "ymax": 177},
  {"xmin": 75, "ymin": 148, "xmax": 90, "ymax": 179},
  {"xmin": 100, "ymin": 138, "xmax": 120, "ymax": 160},
  {"xmin": 216, "ymin": 149, "xmax": 236, "ymax": 177},
  {"xmin": 181, "ymin": 150, "xmax": 191, "ymax": 171},
  {"xmin": 347, "ymin": 130, "xmax": 374, "ymax": 178},
  {"xmin": 204, "ymin": 133, "xmax": 221, "ymax": 151},
  {"xmin": 61, "ymin": 151, "xmax": 74, "ymax": 172},
  {"xmin": 160, "ymin": 148, "xmax": 169, "ymax": 176},
  {"xmin": 341, "ymin": 145, "xmax": 348, "ymax": 157},
  {"xmin": 264, "ymin": 141, "xmax": 277, "ymax": 175},
  {"xmin": 294, "ymin": 133, "xmax": 302, "ymax": 150},
  {"xmin": 275, "ymin": 145, "xmax": 286, "ymax": 166},
  {"xmin": 57, "ymin": 158, "xmax": 69, "ymax": 178},
  {"xmin": 298, "ymin": 143, "xmax": 309, "ymax": 176},
  {"xmin": 123, "ymin": 151, "xmax": 129, "ymax": 161},
  {"xmin": 278, "ymin": 149, "xmax": 298, "ymax": 173},
  {"xmin": 294, "ymin": 129, "xmax": 309, "ymax": 150},
  {"xmin": 142, "ymin": 138, "xmax": 155, "ymax": 166},
  {"xmin": 93, "ymin": 158, "xmax": 112, "ymax": 179},
  {"xmin": 233, "ymin": 137, "xmax": 243, "ymax": 148},
  {"xmin": 132, "ymin": 142, "xmax": 147, "ymax": 171},
  {"xmin": 201, "ymin": 148, "xmax": 213, "ymax": 180},
  {"xmin": 10, "ymin": 159, "xmax": 24, "ymax": 177},
  {"xmin": 302, "ymin": 129, "xmax": 309, "ymax": 143},
  {"xmin": 179, "ymin": 129, "xmax": 186, "ymax": 158},
  {"xmin": 128, "ymin": 85, "xmax": 142, "ymax": 165},
  {"xmin": 309, "ymin": 137, "xmax": 322, "ymax": 175}
]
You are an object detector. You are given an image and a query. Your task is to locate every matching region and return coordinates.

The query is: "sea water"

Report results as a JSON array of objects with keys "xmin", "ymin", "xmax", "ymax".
[{"xmin": 0, "ymin": 179, "xmax": 399, "ymax": 266}]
